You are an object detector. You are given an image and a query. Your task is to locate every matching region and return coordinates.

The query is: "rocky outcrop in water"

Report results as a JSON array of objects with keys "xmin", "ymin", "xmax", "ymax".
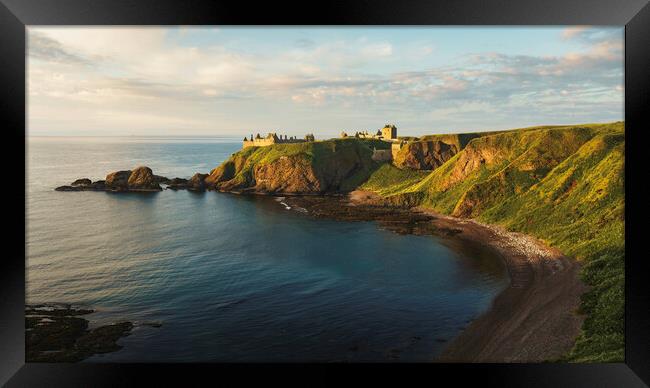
[
  {"xmin": 126, "ymin": 166, "xmax": 161, "ymax": 191},
  {"xmin": 154, "ymin": 175, "xmax": 171, "ymax": 184},
  {"xmin": 105, "ymin": 170, "xmax": 132, "ymax": 190},
  {"xmin": 188, "ymin": 173, "xmax": 209, "ymax": 191},
  {"xmin": 55, "ymin": 180, "xmax": 106, "ymax": 191},
  {"xmin": 26, "ymin": 304, "xmax": 134, "ymax": 362},
  {"xmin": 56, "ymin": 167, "xmax": 167, "ymax": 192},
  {"xmin": 166, "ymin": 177, "xmax": 189, "ymax": 190},
  {"xmin": 106, "ymin": 167, "xmax": 162, "ymax": 191},
  {"xmin": 71, "ymin": 178, "xmax": 92, "ymax": 186}
]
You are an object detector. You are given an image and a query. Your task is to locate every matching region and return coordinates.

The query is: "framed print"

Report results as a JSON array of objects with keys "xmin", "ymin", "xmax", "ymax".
[{"xmin": 1, "ymin": 0, "xmax": 649, "ymax": 386}]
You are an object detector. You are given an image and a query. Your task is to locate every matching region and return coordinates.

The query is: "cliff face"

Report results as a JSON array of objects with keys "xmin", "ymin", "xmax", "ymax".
[
  {"xmin": 205, "ymin": 138, "xmax": 388, "ymax": 194},
  {"xmin": 393, "ymin": 140, "xmax": 458, "ymax": 170}
]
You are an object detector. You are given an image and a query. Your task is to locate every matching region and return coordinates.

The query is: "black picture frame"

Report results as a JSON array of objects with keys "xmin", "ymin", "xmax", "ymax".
[{"xmin": 2, "ymin": 0, "xmax": 648, "ymax": 386}]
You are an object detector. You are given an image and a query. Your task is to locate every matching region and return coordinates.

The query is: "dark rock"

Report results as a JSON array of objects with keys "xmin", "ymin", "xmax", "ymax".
[
  {"xmin": 165, "ymin": 177, "xmax": 190, "ymax": 190},
  {"xmin": 74, "ymin": 322, "xmax": 133, "ymax": 355},
  {"xmin": 56, "ymin": 180, "xmax": 107, "ymax": 192},
  {"xmin": 71, "ymin": 178, "xmax": 92, "ymax": 186},
  {"xmin": 154, "ymin": 175, "xmax": 171, "ymax": 184},
  {"xmin": 89, "ymin": 180, "xmax": 106, "ymax": 191},
  {"xmin": 25, "ymin": 303, "xmax": 133, "ymax": 362},
  {"xmin": 187, "ymin": 173, "xmax": 208, "ymax": 192},
  {"xmin": 55, "ymin": 185, "xmax": 82, "ymax": 191},
  {"xmin": 169, "ymin": 177, "xmax": 188, "ymax": 185}
]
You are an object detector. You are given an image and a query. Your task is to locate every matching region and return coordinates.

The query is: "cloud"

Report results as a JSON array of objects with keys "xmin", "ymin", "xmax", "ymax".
[
  {"xmin": 27, "ymin": 27, "xmax": 624, "ymax": 136},
  {"xmin": 561, "ymin": 26, "xmax": 589, "ymax": 40},
  {"xmin": 28, "ymin": 32, "xmax": 92, "ymax": 65},
  {"xmin": 285, "ymin": 35, "xmax": 623, "ymax": 128},
  {"xmin": 561, "ymin": 26, "xmax": 620, "ymax": 45}
]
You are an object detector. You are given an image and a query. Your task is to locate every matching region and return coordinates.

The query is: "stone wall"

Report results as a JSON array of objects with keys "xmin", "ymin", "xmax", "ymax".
[
  {"xmin": 243, "ymin": 137, "xmax": 307, "ymax": 149},
  {"xmin": 391, "ymin": 142, "xmax": 405, "ymax": 160},
  {"xmin": 243, "ymin": 138, "xmax": 277, "ymax": 148}
]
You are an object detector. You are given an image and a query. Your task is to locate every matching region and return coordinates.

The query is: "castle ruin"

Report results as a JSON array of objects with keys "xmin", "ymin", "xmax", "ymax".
[
  {"xmin": 345, "ymin": 124, "xmax": 398, "ymax": 141},
  {"xmin": 243, "ymin": 132, "xmax": 315, "ymax": 148},
  {"xmin": 340, "ymin": 124, "xmax": 400, "ymax": 161},
  {"xmin": 241, "ymin": 125, "xmax": 401, "ymax": 165}
]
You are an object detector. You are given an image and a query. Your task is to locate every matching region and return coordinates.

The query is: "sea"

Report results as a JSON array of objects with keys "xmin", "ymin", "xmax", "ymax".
[{"xmin": 26, "ymin": 136, "xmax": 509, "ymax": 362}]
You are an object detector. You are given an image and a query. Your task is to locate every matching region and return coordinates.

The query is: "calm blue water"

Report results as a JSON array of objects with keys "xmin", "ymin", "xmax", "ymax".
[{"xmin": 26, "ymin": 136, "xmax": 508, "ymax": 362}]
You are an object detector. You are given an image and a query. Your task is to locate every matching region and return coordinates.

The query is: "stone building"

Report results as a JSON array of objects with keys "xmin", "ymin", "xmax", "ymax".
[
  {"xmin": 381, "ymin": 124, "xmax": 398, "ymax": 140},
  {"xmin": 344, "ymin": 124, "xmax": 398, "ymax": 141},
  {"xmin": 242, "ymin": 132, "xmax": 314, "ymax": 148}
]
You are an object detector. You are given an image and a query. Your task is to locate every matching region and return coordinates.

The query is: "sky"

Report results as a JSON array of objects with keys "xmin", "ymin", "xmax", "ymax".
[{"xmin": 27, "ymin": 26, "xmax": 624, "ymax": 138}]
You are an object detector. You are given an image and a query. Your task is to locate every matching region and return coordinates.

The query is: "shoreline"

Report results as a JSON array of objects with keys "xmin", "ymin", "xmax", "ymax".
[
  {"xmin": 414, "ymin": 209, "xmax": 586, "ymax": 362},
  {"xmin": 287, "ymin": 190, "xmax": 587, "ymax": 362}
]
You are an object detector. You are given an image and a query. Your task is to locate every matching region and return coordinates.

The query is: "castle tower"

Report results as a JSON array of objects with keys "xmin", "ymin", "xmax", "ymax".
[{"xmin": 381, "ymin": 124, "xmax": 397, "ymax": 140}]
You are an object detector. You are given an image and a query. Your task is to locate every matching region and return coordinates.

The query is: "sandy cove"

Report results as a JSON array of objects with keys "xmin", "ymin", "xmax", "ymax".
[
  {"xmin": 289, "ymin": 190, "xmax": 587, "ymax": 362},
  {"xmin": 415, "ymin": 208, "xmax": 587, "ymax": 362}
]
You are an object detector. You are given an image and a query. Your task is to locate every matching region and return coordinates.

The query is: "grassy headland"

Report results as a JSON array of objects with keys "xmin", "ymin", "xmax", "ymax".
[
  {"xmin": 208, "ymin": 122, "xmax": 624, "ymax": 362},
  {"xmin": 206, "ymin": 138, "xmax": 389, "ymax": 193}
]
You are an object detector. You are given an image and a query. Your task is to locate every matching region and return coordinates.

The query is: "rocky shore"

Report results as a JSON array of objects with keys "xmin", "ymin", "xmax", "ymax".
[
  {"xmin": 417, "ymin": 211, "xmax": 586, "ymax": 362},
  {"xmin": 25, "ymin": 304, "xmax": 134, "ymax": 362}
]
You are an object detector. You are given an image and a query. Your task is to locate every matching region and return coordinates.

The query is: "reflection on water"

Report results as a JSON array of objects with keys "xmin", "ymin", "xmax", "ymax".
[{"xmin": 26, "ymin": 137, "xmax": 508, "ymax": 362}]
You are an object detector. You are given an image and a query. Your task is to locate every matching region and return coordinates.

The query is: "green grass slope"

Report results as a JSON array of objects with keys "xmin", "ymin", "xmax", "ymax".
[
  {"xmin": 366, "ymin": 122, "xmax": 624, "ymax": 362},
  {"xmin": 360, "ymin": 163, "xmax": 430, "ymax": 196}
]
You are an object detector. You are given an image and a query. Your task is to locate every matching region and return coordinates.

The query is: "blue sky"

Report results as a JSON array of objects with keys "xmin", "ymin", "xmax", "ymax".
[{"xmin": 28, "ymin": 27, "xmax": 623, "ymax": 137}]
